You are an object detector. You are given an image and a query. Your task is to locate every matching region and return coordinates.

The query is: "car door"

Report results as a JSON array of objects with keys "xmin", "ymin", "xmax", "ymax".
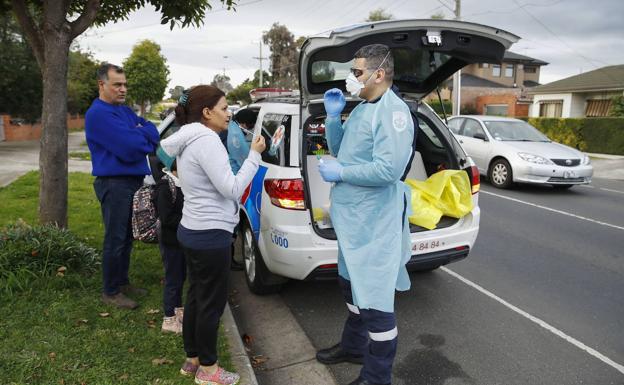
[{"xmin": 457, "ymin": 118, "xmax": 490, "ymax": 173}]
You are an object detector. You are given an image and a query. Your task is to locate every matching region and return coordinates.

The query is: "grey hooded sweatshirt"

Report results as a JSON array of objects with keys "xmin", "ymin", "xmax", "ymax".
[{"xmin": 159, "ymin": 122, "xmax": 261, "ymax": 233}]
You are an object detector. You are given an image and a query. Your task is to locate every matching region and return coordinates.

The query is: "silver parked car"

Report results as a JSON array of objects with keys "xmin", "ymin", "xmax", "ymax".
[{"xmin": 448, "ymin": 115, "xmax": 593, "ymax": 189}]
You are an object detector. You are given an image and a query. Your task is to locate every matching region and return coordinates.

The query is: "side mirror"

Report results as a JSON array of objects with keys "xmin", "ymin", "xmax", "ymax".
[{"xmin": 473, "ymin": 132, "xmax": 488, "ymax": 141}]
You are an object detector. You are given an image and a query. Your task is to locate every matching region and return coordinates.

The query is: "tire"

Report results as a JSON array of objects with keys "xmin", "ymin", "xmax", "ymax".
[
  {"xmin": 488, "ymin": 158, "xmax": 513, "ymax": 189},
  {"xmin": 240, "ymin": 220, "xmax": 283, "ymax": 295},
  {"xmin": 552, "ymin": 184, "xmax": 573, "ymax": 189}
]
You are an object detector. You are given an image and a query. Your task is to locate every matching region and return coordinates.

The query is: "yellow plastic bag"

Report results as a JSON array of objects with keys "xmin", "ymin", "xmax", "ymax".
[{"xmin": 405, "ymin": 170, "xmax": 474, "ymax": 230}]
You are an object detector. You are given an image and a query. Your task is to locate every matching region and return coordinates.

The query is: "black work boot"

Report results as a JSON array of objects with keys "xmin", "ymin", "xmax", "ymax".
[{"xmin": 316, "ymin": 343, "xmax": 364, "ymax": 365}]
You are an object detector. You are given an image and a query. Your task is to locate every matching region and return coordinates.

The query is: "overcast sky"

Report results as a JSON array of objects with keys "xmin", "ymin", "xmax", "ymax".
[{"xmin": 77, "ymin": 0, "xmax": 624, "ymax": 94}]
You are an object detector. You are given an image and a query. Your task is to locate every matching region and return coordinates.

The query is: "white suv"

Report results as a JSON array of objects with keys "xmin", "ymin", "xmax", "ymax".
[{"xmin": 158, "ymin": 20, "xmax": 518, "ymax": 294}]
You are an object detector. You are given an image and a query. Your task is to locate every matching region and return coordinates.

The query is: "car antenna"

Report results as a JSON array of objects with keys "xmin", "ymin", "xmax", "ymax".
[{"xmin": 429, "ymin": 50, "xmax": 448, "ymax": 125}]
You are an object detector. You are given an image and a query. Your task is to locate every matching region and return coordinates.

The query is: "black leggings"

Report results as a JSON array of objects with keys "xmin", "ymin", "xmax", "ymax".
[{"xmin": 182, "ymin": 245, "xmax": 231, "ymax": 365}]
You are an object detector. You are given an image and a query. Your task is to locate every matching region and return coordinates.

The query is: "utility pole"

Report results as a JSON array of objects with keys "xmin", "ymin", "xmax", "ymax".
[
  {"xmin": 252, "ymin": 38, "xmax": 268, "ymax": 88},
  {"xmin": 223, "ymin": 56, "xmax": 228, "ymax": 77},
  {"xmin": 452, "ymin": 0, "xmax": 462, "ymax": 116}
]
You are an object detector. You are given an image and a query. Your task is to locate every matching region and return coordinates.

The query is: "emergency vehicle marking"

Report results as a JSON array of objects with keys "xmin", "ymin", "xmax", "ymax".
[{"xmin": 243, "ymin": 166, "xmax": 268, "ymax": 240}]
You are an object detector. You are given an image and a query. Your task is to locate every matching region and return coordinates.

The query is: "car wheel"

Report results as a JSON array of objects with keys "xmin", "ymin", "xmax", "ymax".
[
  {"xmin": 241, "ymin": 220, "xmax": 283, "ymax": 295},
  {"xmin": 552, "ymin": 184, "xmax": 573, "ymax": 189},
  {"xmin": 488, "ymin": 159, "xmax": 513, "ymax": 189}
]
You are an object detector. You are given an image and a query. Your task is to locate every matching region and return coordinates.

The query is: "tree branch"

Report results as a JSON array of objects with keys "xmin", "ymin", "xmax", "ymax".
[
  {"xmin": 11, "ymin": 0, "xmax": 44, "ymax": 67},
  {"xmin": 70, "ymin": 0, "xmax": 100, "ymax": 40}
]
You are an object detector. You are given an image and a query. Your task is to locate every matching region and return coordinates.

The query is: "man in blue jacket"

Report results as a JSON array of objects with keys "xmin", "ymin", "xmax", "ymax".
[{"xmin": 86, "ymin": 63, "xmax": 159, "ymax": 309}]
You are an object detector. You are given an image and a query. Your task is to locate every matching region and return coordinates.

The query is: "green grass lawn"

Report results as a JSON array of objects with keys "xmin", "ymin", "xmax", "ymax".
[
  {"xmin": 0, "ymin": 172, "xmax": 232, "ymax": 384},
  {"xmin": 69, "ymin": 151, "xmax": 91, "ymax": 161}
]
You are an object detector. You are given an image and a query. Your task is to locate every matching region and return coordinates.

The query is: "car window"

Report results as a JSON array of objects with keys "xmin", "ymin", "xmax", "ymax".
[
  {"xmin": 310, "ymin": 48, "xmax": 452, "ymax": 84},
  {"xmin": 462, "ymin": 119, "xmax": 485, "ymax": 138},
  {"xmin": 418, "ymin": 118, "xmax": 444, "ymax": 149},
  {"xmin": 483, "ymin": 120, "xmax": 550, "ymax": 142},
  {"xmin": 447, "ymin": 118, "xmax": 463, "ymax": 134},
  {"xmin": 260, "ymin": 113, "xmax": 291, "ymax": 166},
  {"xmin": 160, "ymin": 119, "xmax": 181, "ymax": 140}
]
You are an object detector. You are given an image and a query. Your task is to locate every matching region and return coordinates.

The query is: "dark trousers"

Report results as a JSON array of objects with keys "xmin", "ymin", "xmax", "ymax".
[
  {"xmin": 159, "ymin": 240, "xmax": 186, "ymax": 317},
  {"xmin": 339, "ymin": 277, "xmax": 397, "ymax": 385},
  {"xmin": 93, "ymin": 176, "xmax": 143, "ymax": 296},
  {"xmin": 182, "ymin": 245, "xmax": 231, "ymax": 366}
]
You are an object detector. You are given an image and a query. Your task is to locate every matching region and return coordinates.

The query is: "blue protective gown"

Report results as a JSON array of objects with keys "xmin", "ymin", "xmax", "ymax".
[
  {"xmin": 226, "ymin": 120, "xmax": 251, "ymax": 174},
  {"xmin": 325, "ymin": 88, "xmax": 414, "ymax": 313}
]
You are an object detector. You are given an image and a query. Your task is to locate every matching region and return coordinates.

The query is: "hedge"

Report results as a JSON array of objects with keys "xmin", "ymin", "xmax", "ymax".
[
  {"xmin": 518, "ymin": 117, "xmax": 624, "ymax": 155},
  {"xmin": 428, "ymin": 99, "xmax": 453, "ymax": 116}
]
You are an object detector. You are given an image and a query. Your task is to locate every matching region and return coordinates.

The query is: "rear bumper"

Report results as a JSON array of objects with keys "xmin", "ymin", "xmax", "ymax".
[{"xmin": 304, "ymin": 246, "xmax": 470, "ymax": 280}]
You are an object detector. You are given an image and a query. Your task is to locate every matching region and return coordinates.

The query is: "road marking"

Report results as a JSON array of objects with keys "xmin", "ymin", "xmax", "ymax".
[
  {"xmin": 600, "ymin": 187, "xmax": 624, "ymax": 195},
  {"xmin": 579, "ymin": 185, "xmax": 595, "ymax": 189},
  {"xmin": 480, "ymin": 190, "xmax": 624, "ymax": 231},
  {"xmin": 441, "ymin": 266, "xmax": 624, "ymax": 375}
]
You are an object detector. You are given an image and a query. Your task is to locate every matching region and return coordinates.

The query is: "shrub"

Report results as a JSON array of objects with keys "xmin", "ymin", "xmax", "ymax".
[
  {"xmin": 609, "ymin": 95, "xmax": 624, "ymax": 117},
  {"xmin": 0, "ymin": 220, "xmax": 100, "ymax": 294},
  {"xmin": 521, "ymin": 117, "xmax": 624, "ymax": 154},
  {"xmin": 428, "ymin": 99, "xmax": 453, "ymax": 116}
]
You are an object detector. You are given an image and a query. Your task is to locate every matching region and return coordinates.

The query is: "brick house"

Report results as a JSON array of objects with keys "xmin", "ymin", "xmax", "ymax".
[
  {"xmin": 430, "ymin": 51, "xmax": 548, "ymax": 117},
  {"xmin": 0, "ymin": 114, "xmax": 85, "ymax": 141},
  {"xmin": 528, "ymin": 64, "xmax": 624, "ymax": 118}
]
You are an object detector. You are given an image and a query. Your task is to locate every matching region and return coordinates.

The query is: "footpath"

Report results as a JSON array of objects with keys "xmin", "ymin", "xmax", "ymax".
[{"xmin": 1, "ymin": 132, "xmax": 622, "ymax": 385}]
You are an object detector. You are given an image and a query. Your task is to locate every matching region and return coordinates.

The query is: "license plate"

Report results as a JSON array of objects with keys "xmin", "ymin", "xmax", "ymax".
[
  {"xmin": 563, "ymin": 170, "xmax": 577, "ymax": 179},
  {"xmin": 412, "ymin": 240, "xmax": 445, "ymax": 253}
]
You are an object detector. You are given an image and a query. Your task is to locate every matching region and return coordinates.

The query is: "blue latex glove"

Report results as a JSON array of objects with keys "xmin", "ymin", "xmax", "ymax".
[
  {"xmin": 318, "ymin": 159, "xmax": 343, "ymax": 182},
  {"xmin": 323, "ymin": 88, "xmax": 346, "ymax": 118}
]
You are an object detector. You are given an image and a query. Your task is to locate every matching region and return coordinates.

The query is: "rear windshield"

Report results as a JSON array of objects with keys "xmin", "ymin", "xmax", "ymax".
[{"xmin": 310, "ymin": 48, "xmax": 452, "ymax": 84}]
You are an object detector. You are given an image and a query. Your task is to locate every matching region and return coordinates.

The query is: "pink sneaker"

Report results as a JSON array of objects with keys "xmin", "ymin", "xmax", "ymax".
[
  {"xmin": 175, "ymin": 307, "xmax": 184, "ymax": 324},
  {"xmin": 194, "ymin": 366, "xmax": 240, "ymax": 385},
  {"xmin": 180, "ymin": 360, "xmax": 199, "ymax": 376}
]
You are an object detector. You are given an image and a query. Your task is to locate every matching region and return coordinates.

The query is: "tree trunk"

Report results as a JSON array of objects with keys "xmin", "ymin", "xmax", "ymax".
[
  {"xmin": 140, "ymin": 102, "xmax": 146, "ymax": 117},
  {"xmin": 39, "ymin": 34, "xmax": 71, "ymax": 227}
]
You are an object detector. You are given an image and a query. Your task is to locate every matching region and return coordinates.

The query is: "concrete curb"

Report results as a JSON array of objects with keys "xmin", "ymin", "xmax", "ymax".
[
  {"xmin": 586, "ymin": 152, "xmax": 624, "ymax": 160},
  {"xmin": 222, "ymin": 303, "xmax": 259, "ymax": 385}
]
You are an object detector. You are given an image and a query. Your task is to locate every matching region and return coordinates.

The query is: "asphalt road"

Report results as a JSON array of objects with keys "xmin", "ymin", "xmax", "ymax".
[{"xmin": 277, "ymin": 178, "xmax": 624, "ymax": 385}]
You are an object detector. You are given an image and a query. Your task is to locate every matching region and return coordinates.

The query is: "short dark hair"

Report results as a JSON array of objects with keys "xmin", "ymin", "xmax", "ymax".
[
  {"xmin": 354, "ymin": 44, "xmax": 394, "ymax": 80},
  {"xmin": 175, "ymin": 85, "xmax": 226, "ymax": 126},
  {"xmin": 97, "ymin": 63, "xmax": 124, "ymax": 81},
  {"xmin": 234, "ymin": 109, "xmax": 257, "ymax": 127}
]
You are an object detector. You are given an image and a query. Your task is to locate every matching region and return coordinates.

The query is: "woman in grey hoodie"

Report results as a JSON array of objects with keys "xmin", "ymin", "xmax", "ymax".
[{"xmin": 159, "ymin": 85, "xmax": 265, "ymax": 385}]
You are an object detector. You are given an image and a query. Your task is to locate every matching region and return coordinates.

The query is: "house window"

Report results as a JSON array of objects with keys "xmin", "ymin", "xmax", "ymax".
[
  {"xmin": 505, "ymin": 64, "xmax": 514, "ymax": 77},
  {"xmin": 585, "ymin": 99, "xmax": 613, "ymax": 117},
  {"xmin": 492, "ymin": 64, "xmax": 501, "ymax": 77},
  {"xmin": 539, "ymin": 100, "xmax": 563, "ymax": 118},
  {"xmin": 484, "ymin": 104, "xmax": 509, "ymax": 116},
  {"xmin": 524, "ymin": 66, "xmax": 537, "ymax": 74}
]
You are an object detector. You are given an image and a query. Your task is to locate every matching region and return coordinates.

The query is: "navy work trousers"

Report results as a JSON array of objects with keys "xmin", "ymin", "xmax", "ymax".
[
  {"xmin": 93, "ymin": 176, "xmax": 143, "ymax": 296},
  {"xmin": 339, "ymin": 276, "xmax": 397, "ymax": 385}
]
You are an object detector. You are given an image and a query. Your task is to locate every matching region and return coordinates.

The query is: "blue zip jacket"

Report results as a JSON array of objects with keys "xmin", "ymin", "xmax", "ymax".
[{"xmin": 85, "ymin": 98, "xmax": 159, "ymax": 176}]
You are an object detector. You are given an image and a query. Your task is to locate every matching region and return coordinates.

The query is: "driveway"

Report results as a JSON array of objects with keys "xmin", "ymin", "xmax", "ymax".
[{"xmin": 0, "ymin": 132, "xmax": 91, "ymax": 187}]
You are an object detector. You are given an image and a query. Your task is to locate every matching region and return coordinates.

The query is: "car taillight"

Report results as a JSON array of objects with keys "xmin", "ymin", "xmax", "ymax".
[
  {"xmin": 264, "ymin": 178, "xmax": 306, "ymax": 210},
  {"xmin": 470, "ymin": 164, "xmax": 480, "ymax": 194}
]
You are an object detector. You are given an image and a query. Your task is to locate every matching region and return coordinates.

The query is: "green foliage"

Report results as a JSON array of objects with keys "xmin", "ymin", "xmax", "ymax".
[
  {"xmin": 67, "ymin": 49, "xmax": 99, "ymax": 114},
  {"xmin": 123, "ymin": 39, "xmax": 170, "ymax": 115},
  {"xmin": 0, "ymin": 15, "xmax": 99, "ymax": 119},
  {"xmin": 227, "ymin": 70, "xmax": 271, "ymax": 105},
  {"xmin": 64, "ymin": 0, "xmax": 236, "ymax": 29},
  {"xmin": 0, "ymin": 14, "xmax": 42, "ymax": 122},
  {"xmin": 366, "ymin": 8, "xmax": 393, "ymax": 21},
  {"xmin": 0, "ymin": 220, "xmax": 100, "ymax": 294},
  {"xmin": 431, "ymin": 11, "xmax": 446, "ymax": 19},
  {"xmin": 520, "ymin": 117, "xmax": 624, "ymax": 155},
  {"xmin": 169, "ymin": 85, "xmax": 185, "ymax": 100},
  {"xmin": 263, "ymin": 23, "xmax": 298, "ymax": 89},
  {"xmin": 211, "ymin": 73, "xmax": 233, "ymax": 94},
  {"xmin": 609, "ymin": 95, "xmax": 624, "ymax": 117},
  {"xmin": 428, "ymin": 99, "xmax": 453, "ymax": 116},
  {"xmin": 69, "ymin": 151, "xmax": 91, "ymax": 160},
  {"xmin": 0, "ymin": 172, "xmax": 234, "ymax": 383}
]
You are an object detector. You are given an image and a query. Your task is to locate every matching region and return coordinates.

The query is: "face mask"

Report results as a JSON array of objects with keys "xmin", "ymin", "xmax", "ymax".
[{"xmin": 344, "ymin": 51, "xmax": 391, "ymax": 98}]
